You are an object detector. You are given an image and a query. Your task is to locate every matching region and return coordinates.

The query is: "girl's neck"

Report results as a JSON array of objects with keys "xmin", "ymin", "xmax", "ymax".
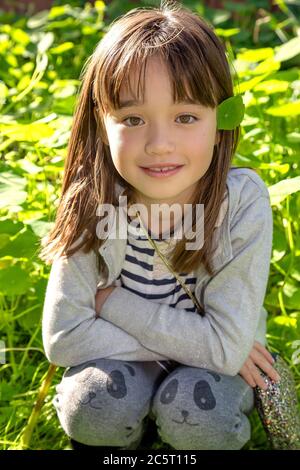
[{"xmin": 125, "ymin": 189, "xmax": 194, "ymax": 239}]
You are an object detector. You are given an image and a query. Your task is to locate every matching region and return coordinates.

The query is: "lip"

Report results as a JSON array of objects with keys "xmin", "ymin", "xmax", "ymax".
[
  {"xmin": 141, "ymin": 163, "xmax": 183, "ymax": 169},
  {"xmin": 140, "ymin": 165, "xmax": 184, "ymax": 178}
]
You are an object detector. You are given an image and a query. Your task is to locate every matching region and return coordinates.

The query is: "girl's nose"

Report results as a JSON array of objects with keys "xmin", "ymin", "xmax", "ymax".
[
  {"xmin": 145, "ymin": 137, "xmax": 175, "ymax": 155},
  {"xmin": 145, "ymin": 124, "xmax": 176, "ymax": 155}
]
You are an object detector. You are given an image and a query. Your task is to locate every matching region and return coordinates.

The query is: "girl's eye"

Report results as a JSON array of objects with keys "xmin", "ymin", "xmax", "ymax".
[
  {"xmin": 122, "ymin": 115, "xmax": 198, "ymax": 127},
  {"xmin": 177, "ymin": 114, "xmax": 198, "ymax": 124},
  {"xmin": 123, "ymin": 116, "xmax": 143, "ymax": 127}
]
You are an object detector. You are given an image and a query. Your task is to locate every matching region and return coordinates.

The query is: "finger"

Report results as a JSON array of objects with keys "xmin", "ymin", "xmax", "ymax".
[
  {"xmin": 239, "ymin": 363, "xmax": 257, "ymax": 388},
  {"xmin": 246, "ymin": 359, "xmax": 269, "ymax": 391},
  {"xmin": 253, "ymin": 341, "xmax": 275, "ymax": 364},
  {"xmin": 250, "ymin": 348, "xmax": 281, "ymax": 383}
]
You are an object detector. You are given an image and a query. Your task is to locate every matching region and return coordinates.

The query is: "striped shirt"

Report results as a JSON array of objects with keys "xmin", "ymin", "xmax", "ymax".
[{"xmin": 113, "ymin": 212, "xmax": 198, "ymax": 374}]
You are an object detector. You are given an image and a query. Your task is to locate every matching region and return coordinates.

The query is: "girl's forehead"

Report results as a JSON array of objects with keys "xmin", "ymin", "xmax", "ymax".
[
  {"xmin": 119, "ymin": 60, "xmax": 191, "ymax": 100},
  {"xmin": 101, "ymin": 52, "xmax": 217, "ymax": 111},
  {"xmin": 120, "ymin": 58, "xmax": 162, "ymax": 90}
]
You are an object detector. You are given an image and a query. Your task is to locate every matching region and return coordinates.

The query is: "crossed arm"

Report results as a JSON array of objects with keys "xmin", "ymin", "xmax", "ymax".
[{"xmin": 95, "ymin": 286, "xmax": 280, "ymax": 390}]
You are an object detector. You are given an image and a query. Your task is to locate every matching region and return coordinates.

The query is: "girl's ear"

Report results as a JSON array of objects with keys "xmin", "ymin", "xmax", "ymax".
[{"xmin": 93, "ymin": 106, "xmax": 109, "ymax": 146}]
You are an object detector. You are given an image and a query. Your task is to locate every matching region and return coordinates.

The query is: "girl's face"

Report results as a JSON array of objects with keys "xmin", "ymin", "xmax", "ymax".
[{"xmin": 102, "ymin": 55, "xmax": 219, "ymax": 209}]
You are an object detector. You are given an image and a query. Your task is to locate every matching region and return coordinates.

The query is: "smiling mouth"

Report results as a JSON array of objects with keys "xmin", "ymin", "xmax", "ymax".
[
  {"xmin": 172, "ymin": 418, "xmax": 199, "ymax": 426},
  {"xmin": 140, "ymin": 165, "xmax": 184, "ymax": 177}
]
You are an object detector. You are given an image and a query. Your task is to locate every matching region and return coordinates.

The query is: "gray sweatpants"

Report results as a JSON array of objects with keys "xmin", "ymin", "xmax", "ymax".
[{"xmin": 52, "ymin": 359, "xmax": 255, "ymax": 450}]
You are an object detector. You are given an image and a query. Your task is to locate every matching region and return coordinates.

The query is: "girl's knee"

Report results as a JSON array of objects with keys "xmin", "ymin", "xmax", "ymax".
[
  {"xmin": 53, "ymin": 358, "xmax": 155, "ymax": 446},
  {"xmin": 151, "ymin": 366, "xmax": 254, "ymax": 450}
]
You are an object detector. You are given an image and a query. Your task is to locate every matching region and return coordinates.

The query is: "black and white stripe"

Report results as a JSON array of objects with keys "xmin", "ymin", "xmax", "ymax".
[{"xmin": 114, "ymin": 214, "xmax": 197, "ymax": 374}]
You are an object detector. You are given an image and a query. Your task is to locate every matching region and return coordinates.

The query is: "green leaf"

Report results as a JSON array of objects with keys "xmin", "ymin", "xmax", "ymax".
[
  {"xmin": 254, "ymin": 79, "xmax": 289, "ymax": 94},
  {"xmin": 48, "ymin": 4, "xmax": 72, "ymax": 19},
  {"xmin": 95, "ymin": 0, "xmax": 106, "ymax": 15},
  {"xmin": 250, "ymin": 57, "xmax": 280, "ymax": 76},
  {"xmin": 0, "ymin": 122, "xmax": 54, "ymax": 142},
  {"xmin": 282, "ymin": 282, "xmax": 300, "ymax": 310},
  {"xmin": 27, "ymin": 10, "xmax": 49, "ymax": 29},
  {"xmin": 237, "ymin": 73, "xmax": 270, "ymax": 94},
  {"xmin": 0, "ymin": 265, "xmax": 32, "ymax": 296},
  {"xmin": 215, "ymin": 28, "xmax": 240, "ymax": 37},
  {"xmin": 0, "ymin": 381, "xmax": 17, "ymax": 401},
  {"xmin": 0, "ymin": 219, "xmax": 23, "ymax": 236},
  {"xmin": 265, "ymin": 101, "xmax": 300, "ymax": 117},
  {"xmin": 0, "ymin": 228, "xmax": 39, "ymax": 259},
  {"xmin": 269, "ymin": 176, "xmax": 300, "ymax": 205},
  {"xmin": 272, "ymin": 227, "xmax": 287, "ymax": 262},
  {"xmin": 17, "ymin": 302, "xmax": 42, "ymax": 331},
  {"xmin": 0, "ymin": 172, "xmax": 27, "ymax": 209},
  {"xmin": 286, "ymin": 132, "xmax": 300, "ymax": 143},
  {"xmin": 274, "ymin": 316, "xmax": 297, "ymax": 328},
  {"xmin": 26, "ymin": 219, "xmax": 54, "ymax": 238},
  {"xmin": 0, "ymin": 234, "xmax": 10, "ymax": 250},
  {"xmin": 38, "ymin": 32, "xmax": 54, "ymax": 54},
  {"xmin": 274, "ymin": 37, "xmax": 300, "ymax": 63},
  {"xmin": 14, "ymin": 159, "xmax": 42, "ymax": 175},
  {"xmin": 237, "ymin": 48, "xmax": 274, "ymax": 62},
  {"xmin": 217, "ymin": 95, "xmax": 245, "ymax": 130},
  {"xmin": 50, "ymin": 42, "xmax": 74, "ymax": 55},
  {"xmin": 0, "ymin": 81, "xmax": 9, "ymax": 109},
  {"xmin": 259, "ymin": 162, "xmax": 289, "ymax": 174},
  {"xmin": 11, "ymin": 28, "xmax": 30, "ymax": 46}
]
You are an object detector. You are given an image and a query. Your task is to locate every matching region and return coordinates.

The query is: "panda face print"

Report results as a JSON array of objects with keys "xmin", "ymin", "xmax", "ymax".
[
  {"xmin": 151, "ymin": 367, "xmax": 254, "ymax": 450},
  {"xmin": 154, "ymin": 368, "xmax": 221, "ymax": 426},
  {"xmin": 68, "ymin": 361, "xmax": 136, "ymax": 410},
  {"xmin": 57, "ymin": 360, "xmax": 154, "ymax": 444}
]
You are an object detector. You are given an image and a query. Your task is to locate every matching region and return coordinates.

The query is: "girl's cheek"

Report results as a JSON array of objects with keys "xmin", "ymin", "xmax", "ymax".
[
  {"xmin": 108, "ymin": 132, "xmax": 130, "ymax": 153},
  {"xmin": 114, "ymin": 128, "xmax": 134, "ymax": 143}
]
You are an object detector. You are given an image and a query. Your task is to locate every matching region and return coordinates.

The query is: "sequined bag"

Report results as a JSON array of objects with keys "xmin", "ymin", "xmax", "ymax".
[
  {"xmin": 254, "ymin": 353, "xmax": 300, "ymax": 449},
  {"xmin": 135, "ymin": 211, "xmax": 300, "ymax": 450}
]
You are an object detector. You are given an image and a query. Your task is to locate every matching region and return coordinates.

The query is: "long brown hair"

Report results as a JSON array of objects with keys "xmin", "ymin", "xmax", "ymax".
[{"xmin": 39, "ymin": 0, "xmax": 242, "ymax": 277}]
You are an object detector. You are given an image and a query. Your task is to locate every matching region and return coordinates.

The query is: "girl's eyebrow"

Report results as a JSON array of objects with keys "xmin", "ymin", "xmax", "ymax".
[{"xmin": 118, "ymin": 98, "xmax": 203, "ymax": 109}]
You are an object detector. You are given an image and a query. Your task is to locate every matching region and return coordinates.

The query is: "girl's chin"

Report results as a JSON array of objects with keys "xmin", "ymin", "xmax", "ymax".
[{"xmin": 128, "ymin": 192, "xmax": 186, "ymax": 207}]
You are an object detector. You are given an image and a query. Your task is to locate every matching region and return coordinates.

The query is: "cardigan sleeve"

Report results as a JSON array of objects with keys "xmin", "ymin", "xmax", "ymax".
[{"xmin": 41, "ymin": 248, "xmax": 169, "ymax": 367}]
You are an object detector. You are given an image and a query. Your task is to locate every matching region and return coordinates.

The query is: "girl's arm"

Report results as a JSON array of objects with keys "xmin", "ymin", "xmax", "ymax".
[
  {"xmin": 99, "ymin": 177, "xmax": 273, "ymax": 377},
  {"xmin": 42, "ymin": 247, "xmax": 169, "ymax": 368}
]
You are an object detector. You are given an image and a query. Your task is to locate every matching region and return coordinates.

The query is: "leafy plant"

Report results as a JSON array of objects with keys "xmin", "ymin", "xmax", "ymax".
[{"xmin": 0, "ymin": 0, "xmax": 299, "ymax": 450}]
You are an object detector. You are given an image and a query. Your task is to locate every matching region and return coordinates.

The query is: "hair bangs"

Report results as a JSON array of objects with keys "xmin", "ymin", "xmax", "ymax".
[{"xmin": 98, "ymin": 45, "xmax": 218, "ymax": 115}]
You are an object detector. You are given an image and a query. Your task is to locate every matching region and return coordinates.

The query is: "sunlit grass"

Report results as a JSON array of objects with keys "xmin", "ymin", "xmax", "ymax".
[{"xmin": 0, "ymin": 0, "xmax": 300, "ymax": 450}]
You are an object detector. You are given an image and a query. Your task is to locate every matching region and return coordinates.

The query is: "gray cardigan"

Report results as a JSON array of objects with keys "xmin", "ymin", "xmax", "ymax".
[{"xmin": 42, "ymin": 167, "xmax": 273, "ymax": 376}]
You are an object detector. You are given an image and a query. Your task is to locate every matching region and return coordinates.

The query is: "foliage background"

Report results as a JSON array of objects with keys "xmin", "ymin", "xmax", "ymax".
[{"xmin": 0, "ymin": 0, "xmax": 299, "ymax": 450}]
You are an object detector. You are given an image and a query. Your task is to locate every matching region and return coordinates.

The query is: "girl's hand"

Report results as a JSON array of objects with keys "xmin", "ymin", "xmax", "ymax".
[
  {"xmin": 95, "ymin": 286, "xmax": 115, "ymax": 318},
  {"xmin": 238, "ymin": 341, "xmax": 281, "ymax": 390}
]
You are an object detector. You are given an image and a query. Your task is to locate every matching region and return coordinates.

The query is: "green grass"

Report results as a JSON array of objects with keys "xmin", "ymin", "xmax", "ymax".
[{"xmin": 0, "ymin": 0, "xmax": 300, "ymax": 450}]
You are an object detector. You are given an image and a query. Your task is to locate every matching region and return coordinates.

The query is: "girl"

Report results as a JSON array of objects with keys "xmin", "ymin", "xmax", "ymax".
[{"xmin": 40, "ymin": 1, "xmax": 280, "ymax": 450}]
